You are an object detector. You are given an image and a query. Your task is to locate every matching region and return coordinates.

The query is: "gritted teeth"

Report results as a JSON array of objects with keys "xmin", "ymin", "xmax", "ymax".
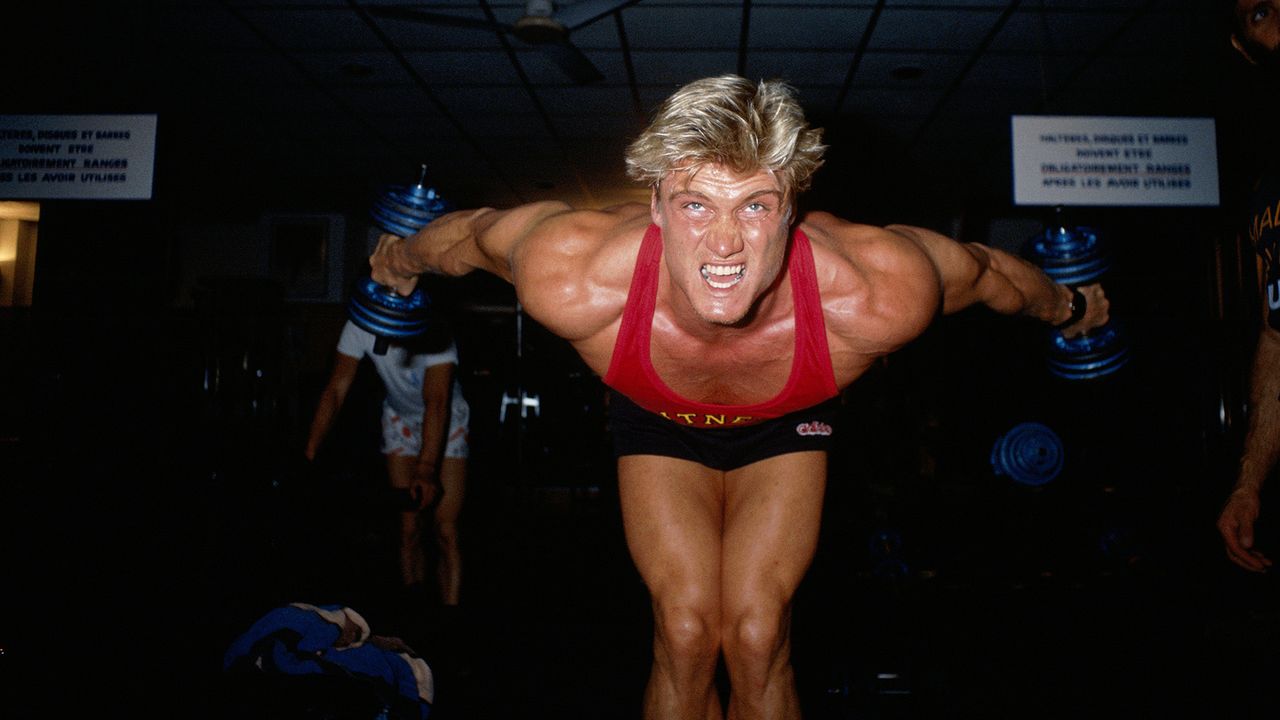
[{"xmin": 701, "ymin": 263, "xmax": 744, "ymax": 289}]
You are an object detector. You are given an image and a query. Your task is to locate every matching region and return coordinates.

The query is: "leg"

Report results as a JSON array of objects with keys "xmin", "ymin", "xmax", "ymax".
[
  {"xmin": 433, "ymin": 456, "xmax": 467, "ymax": 605},
  {"xmin": 720, "ymin": 451, "xmax": 827, "ymax": 720},
  {"xmin": 619, "ymin": 454, "xmax": 727, "ymax": 720},
  {"xmin": 386, "ymin": 453, "xmax": 426, "ymax": 587}
]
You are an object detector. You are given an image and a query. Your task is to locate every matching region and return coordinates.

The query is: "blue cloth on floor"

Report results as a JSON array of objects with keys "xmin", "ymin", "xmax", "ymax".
[{"xmin": 224, "ymin": 603, "xmax": 432, "ymax": 720}]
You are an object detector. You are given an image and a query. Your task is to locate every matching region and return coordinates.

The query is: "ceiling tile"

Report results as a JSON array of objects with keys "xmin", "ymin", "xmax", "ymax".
[
  {"xmin": 239, "ymin": 7, "xmax": 385, "ymax": 50},
  {"xmin": 366, "ymin": 113, "xmax": 469, "ymax": 142},
  {"xmin": 964, "ymin": 51, "xmax": 1090, "ymax": 89},
  {"xmin": 746, "ymin": 50, "xmax": 859, "ymax": 86},
  {"xmin": 629, "ymin": 50, "xmax": 741, "ymax": 84},
  {"xmin": 284, "ymin": 50, "xmax": 422, "ymax": 86},
  {"xmin": 506, "ymin": 47, "xmax": 631, "ymax": 84},
  {"xmin": 553, "ymin": 112, "xmax": 648, "ymax": 140},
  {"xmin": 748, "ymin": 6, "xmax": 876, "ymax": 49},
  {"xmin": 1107, "ymin": 8, "xmax": 1222, "ymax": 54},
  {"xmin": 148, "ymin": 3, "xmax": 270, "ymax": 51},
  {"xmin": 402, "ymin": 49, "xmax": 528, "ymax": 84},
  {"xmin": 945, "ymin": 83, "xmax": 1046, "ymax": 116},
  {"xmin": 535, "ymin": 86, "xmax": 647, "ymax": 116},
  {"xmin": 853, "ymin": 51, "xmax": 970, "ymax": 87},
  {"xmin": 327, "ymin": 84, "xmax": 446, "ymax": 115},
  {"xmin": 188, "ymin": 49, "xmax": 311, "ymax": 88},
  {"xmin": 616, "ymin": 5, "xmax": 745, "ymax": 49},
  {"xmin": 366, "ymin": 5, "xmax": 502, "ymax": 50},
  {"xmin": 430, "ymin": 86, "xmax": 542, "ymax": 116},
  {"xmin": 869, "ymin": 8, "xmax": 1007, "ymax": 51},
  {"xmin": 844, "ymin": 87, "xmax": 950, "ymax": 117},
  {"xmin": 989, "ymin": 9, "xmax": 1131, "ymax": 54}
]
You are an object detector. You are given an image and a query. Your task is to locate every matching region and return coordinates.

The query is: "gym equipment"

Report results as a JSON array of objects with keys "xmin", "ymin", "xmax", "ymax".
[
  {"xmin": 348, "ymin": 276, "xmax": 431, "ymax": 356},
  {"xmin": 368, "ymin": 164, "xmax": 451, "ymax": 238},
  {"xmin": 1023, "ymin": 217, "xmax": 1130, "ymax": 380},
  {"xmin": 990, "ymin": 421, "xmax": 1064, "ymax": 487},
  {"xmin": 349, "ymin": 165, "xmax": 450, "ymax": 355}
]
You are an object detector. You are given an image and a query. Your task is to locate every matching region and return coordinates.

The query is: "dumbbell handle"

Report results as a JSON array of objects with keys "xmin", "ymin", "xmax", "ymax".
[{"xmin": 1054, "ymin": 287, "xmax": 1087, "ymax": 330}]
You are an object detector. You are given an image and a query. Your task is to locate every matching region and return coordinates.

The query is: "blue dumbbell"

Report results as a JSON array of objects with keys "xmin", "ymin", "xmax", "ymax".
[
  {"xmin": 1023, "ymin": 219, "xmax": 1130, "ymax": 381},
  {"xmin": 350, "ymin": 165, "xmax": 452, "ymax": 355}
]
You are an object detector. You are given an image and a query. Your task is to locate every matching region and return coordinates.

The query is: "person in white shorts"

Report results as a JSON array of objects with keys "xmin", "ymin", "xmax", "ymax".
[{"xmin": 305, "ymin": 320, "xmax": 470, "ymax": 606}]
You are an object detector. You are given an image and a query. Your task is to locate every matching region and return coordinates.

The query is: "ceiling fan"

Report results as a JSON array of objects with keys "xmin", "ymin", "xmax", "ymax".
[{"xmin": 366, "ymin": 0, "xmax": 644, "ymax": 84}]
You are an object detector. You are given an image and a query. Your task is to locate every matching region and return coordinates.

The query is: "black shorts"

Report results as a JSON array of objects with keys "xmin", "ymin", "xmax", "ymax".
[{"xmin": 607, "ymin": 391, "xmax": 841, "ymax": 471}]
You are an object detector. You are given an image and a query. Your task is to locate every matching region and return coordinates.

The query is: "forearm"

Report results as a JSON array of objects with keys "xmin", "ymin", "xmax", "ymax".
[
  {"xmin": 947, "ymin": 242, "xmax": 1075, "ymax": 324},
  {"xmin": 416, "ymin": 396, "xmax": 450, "ymax": 471},
  {"xmin": 388, "ymin": 208, "xmax": 506, "ymax": 279},
  {"xmin": 386, "ymin": 200, "xmax": 576, "ymax": 284},
  {"xmin": 305, "ymin": 389, "xmax": 343, "ymax": 458},
  {"xmin": 1237, "ymin": 328, "xmax": 1280, "ymax": 492}
]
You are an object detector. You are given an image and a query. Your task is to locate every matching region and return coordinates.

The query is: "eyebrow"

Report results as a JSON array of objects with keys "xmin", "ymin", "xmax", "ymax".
[{"xmin": 668, "ymin": 188, "xmax": 783, "ymax": 203}]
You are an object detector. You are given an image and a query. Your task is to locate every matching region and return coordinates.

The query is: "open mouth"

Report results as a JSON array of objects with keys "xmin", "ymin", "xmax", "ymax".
[{"xmin": 701, "ymin": 263, "xmax": 744, "ymax": 289}]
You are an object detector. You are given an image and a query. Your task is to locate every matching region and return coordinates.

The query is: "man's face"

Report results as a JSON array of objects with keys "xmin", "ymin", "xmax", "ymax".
[
  {"xmin": 1235, "ymin": 1, "xmax": 1280, "ymax": 67},
  {"xmin": 650, "ymin": 164, "xmax": 792, "ymax": 327}
]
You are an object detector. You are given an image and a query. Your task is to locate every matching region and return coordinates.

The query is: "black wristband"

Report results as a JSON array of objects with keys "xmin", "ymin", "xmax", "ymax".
[{"xmin": 1055, "ymin": 287, "xmax": 1086, "ymax": 329}]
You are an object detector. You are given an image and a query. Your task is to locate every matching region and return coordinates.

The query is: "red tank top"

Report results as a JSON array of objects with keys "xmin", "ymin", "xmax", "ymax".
[{"xmin": 603, "ymin": 224, "xmax": 838, "ymax": 428}]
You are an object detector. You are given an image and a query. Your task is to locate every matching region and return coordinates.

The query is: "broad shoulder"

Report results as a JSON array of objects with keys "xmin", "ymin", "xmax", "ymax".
[
  {"xmin": 513, "ymin": 202, "xmax": 651, "ymax": 341},
  {"xmin": 798, "ymin": 212, "xmax": 943, "ymax": 353},
  {"xmin": 799, "ymin": 211, "xmax": 935, "ymax": 268}
]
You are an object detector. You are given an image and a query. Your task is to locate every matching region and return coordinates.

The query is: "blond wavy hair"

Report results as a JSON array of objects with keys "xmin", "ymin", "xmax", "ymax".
[{"xmin": 625, "ymin": 75, "xmax": 826, "ymax": 201}]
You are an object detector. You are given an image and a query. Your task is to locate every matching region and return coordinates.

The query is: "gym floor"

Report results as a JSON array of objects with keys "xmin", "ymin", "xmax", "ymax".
[{"xmin": 3, "ymin": 262, "xmax": 1279, "ymax": 719}]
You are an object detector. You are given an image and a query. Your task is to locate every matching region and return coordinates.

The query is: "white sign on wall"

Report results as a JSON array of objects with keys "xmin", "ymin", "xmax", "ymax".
[
  {"xmin": 0, "ymin": 114, "xmax": 157, "ymax": 200},
  {"xmin": 1011, "ymin": 115, "xmax": 1218, "ymax": 207}
]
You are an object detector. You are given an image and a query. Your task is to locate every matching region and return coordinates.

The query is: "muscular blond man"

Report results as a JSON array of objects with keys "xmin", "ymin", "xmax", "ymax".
[{"xmin": 371, "ymin": 75, "xmax": 1107, "ymax": 719}]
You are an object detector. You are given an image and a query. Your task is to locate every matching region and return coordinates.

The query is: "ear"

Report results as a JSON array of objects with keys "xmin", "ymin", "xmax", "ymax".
[
  {"xmin": 650, "ymin": 185, "xmax": 662, "ymax": 225},
  {"xmin": 1233, "ymin": 33, "xmax": 1260, "ymax": 64}
]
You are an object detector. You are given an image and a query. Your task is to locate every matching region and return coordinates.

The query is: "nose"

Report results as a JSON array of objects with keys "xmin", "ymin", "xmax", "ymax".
[{"xmin": 705, "ymin": 216, "xmax": 744, "ymax": 258}]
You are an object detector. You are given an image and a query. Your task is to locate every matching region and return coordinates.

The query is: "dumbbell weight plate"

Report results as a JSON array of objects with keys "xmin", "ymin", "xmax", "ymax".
[
  {"xmin": 1045, "ymin": 322, "xmax": 1131, "ymax": 381},
  {"xmin": 348, "ymin": 278, "xmax": 431, "ymax": 354},
  {"xmin": 990, "ymin": 421, "xmax": 1064, "ymax": 487},
  {"xmin": 370, "ymin": 187, "xmax": 450, "ymax": 238},
  {"xmin": 1024, "ymin": 225, "xmax": 1111, "ymax": 287}
]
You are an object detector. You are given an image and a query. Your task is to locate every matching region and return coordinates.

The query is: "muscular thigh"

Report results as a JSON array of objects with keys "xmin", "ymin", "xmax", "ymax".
[
  {"xmin": 618, "ymin": 454, "xmax": 725, "ymax": 603},
  {"xmin": 721, "ymin": 451, "xmax": 827, "ymax": 605}
]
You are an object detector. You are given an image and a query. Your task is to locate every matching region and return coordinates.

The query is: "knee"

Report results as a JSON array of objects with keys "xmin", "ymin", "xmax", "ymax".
[
  {"xmin": 654, "ymin": 602, "xmax": 721, "ymax": 663},
  {"xmin": 434, "ymin": 521, "xmax": 459, "ymax": 551},
  {"xmin": 399, "ymin": 513, "xmax": 422, "ymax": 544},
  {"xmin": 723, "ymin": 605, "xmax": 787, "ymax": 668}
]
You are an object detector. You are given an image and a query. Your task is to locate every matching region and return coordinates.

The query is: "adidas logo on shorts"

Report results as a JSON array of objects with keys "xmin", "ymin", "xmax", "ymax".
[{"xmin": 795, "ymin": 421, "xmax": 833, "ymax": 437}]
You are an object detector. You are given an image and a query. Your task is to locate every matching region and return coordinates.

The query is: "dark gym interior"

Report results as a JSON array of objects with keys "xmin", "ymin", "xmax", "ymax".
[{"xmin": 3, "ymin": 2, "xmax": 1278, "ymax": 718}]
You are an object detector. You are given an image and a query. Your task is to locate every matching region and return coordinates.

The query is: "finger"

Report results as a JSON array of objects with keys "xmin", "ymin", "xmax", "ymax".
[
  {"xmin": 1236, "ymin": 550, "xmax": 1268, "ymax": 573},
  {"xmin": 1225, "ymin": 539, "xmax": 1259, "ymax": 571},
  {"xmin": 370, "ymin": 234, "xmax": 417, "ymax": 294},
  {"xmin": 1226, "ymin": 533, "xmax": 1268, "ymax": 572}
]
